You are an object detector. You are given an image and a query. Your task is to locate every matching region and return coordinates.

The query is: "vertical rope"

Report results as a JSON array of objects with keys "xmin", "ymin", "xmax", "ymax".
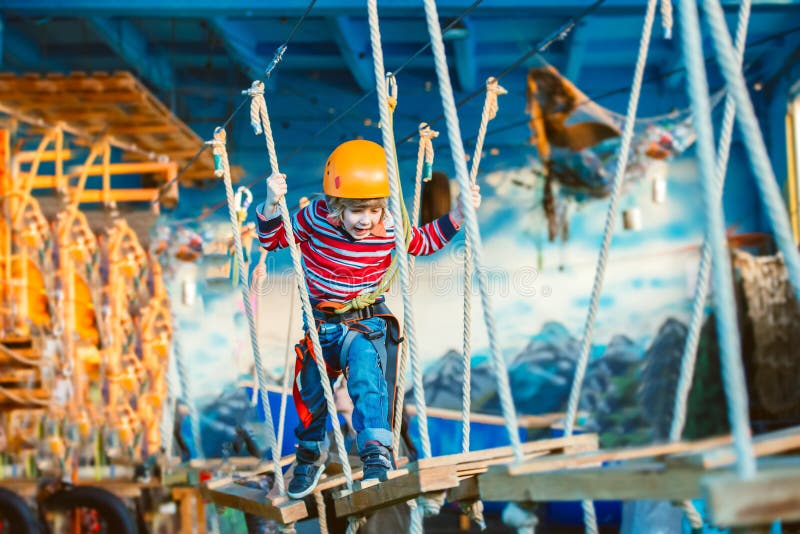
[
  {"xmin": 702, "ymin": 0, "xmax": 800, "ymax": 326},
  {"xmin": 210, "ymin": 127, "xmax": 285, "ymax": 495},
  {"xmin": 366, "ymin": 0, "xmax": 431, "ymax": 460},
  {"xmin": 461, "ymin": 77, "xmax": 506, "ymax": 454},
  {"xmin": 314, "ymin": 492, "xmax": 328, "ymax": 534},
  {"xmin": 160, "ymin": 323, "xmax": 179, "ymax": 462},
  {"xmin": 393, "ymin": 123, "xmax": 437, "ymax": 453},
  {"xmin": 669, "ymin": 0, "xmax": 751, "ymax": 445},
  {"xmin": 245, "ymin": 82, "xmax": 354, "ymax": 490},
  {"xmin": 276, "ymin": 278, "xmax": 297, "ymax": 457},
  {"xmin": 679, "ymin": 0, "xmax": 756, "ymax": 479},
  {"xmin": 669, "ymin": 3, "xmax": 751, "ymax": 525},
  {"xmin": 421, "ymin": 0, "xmax": 524, "ymax": 464},
  {"xmin": 560, "ymin": 1, "xmax": 658, "ymax": 531},
  {"xmin": 173, "ymin": 317, "xmax": 204, "ymax": 459},
  {"xmin": 660, "ymin": 0, "xmax": 673, "ymax": 39}
]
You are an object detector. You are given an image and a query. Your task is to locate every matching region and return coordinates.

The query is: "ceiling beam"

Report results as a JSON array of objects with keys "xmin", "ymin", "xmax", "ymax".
[
  {"xmin": 1, "ymin": 20, "xmax": 66, "ymax": 71},
  {"xmin": 563, "ymin": 21, "xmax": 587, "ymax": 84},
  {"xmin": 3, "ymin": 0, "xmax": 795, "ymax": 16},
  {"xmin": 328, "ymin": 16, "xmax": 374, "ymax": 92},
  {"xmin": 752, "ymin": 31, "xmax": 800, "ymax": 87},
  {"xmin": 87, "ymin": 17, "xmax": 175, "ymax": 91},
  {"xmin": 208, "ymin": 18, "xmax": 276, "ymax": 88},
  {"xmin": 450, "ymin": 17, "xmax": 477, "ymax": 92}
]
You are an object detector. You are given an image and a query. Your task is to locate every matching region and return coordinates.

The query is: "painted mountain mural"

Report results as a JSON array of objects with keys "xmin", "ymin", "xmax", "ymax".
[{"xmin": 420, "ymin": 317, "xmax": 702, "ymax": 447}]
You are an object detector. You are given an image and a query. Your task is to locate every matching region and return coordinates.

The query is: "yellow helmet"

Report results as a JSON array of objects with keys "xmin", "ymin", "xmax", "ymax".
[{"xmin": 323, "ymin": 140, "xmax": 390, "ymax": 199}]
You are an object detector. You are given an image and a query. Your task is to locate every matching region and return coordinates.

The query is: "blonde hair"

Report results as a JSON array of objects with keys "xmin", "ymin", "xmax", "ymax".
[{"xmin": 326, "ymin": 196, "xmax": 388, "ymax": 223}]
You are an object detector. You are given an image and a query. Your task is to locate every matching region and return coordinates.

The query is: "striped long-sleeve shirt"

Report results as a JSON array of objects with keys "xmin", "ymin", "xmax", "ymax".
[{"xmin": 256, "ymin": 199, "xmax": 459, "ymax": 303}]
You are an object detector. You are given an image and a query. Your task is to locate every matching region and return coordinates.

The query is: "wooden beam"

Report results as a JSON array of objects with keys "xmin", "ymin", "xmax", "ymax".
[
  {"xmin": 502, "ymin": 435, "xmax": 733, "ymax": 476},
  {"xmin": 203, "ymin": 482, "xmax": 307, "ymax": 523},
  {"xmin": 76, "ymin": 188, "xmax": 159, "ymax": 203},
  {"xmin": 451, "ymin": 17, "xmax": 477, "ymax": 92},
  {"xmin": 328, "ymin": 16, "xmax": 374, "ymax": 92},
  {"xmin": 405, "ymin": 404, "xmax": 564, "ymax": 429},
  {"xmin": 87, "ymin": 17, "xmax": 175, "ymax": 91},
  {"xmin": 333, "ymin": 464, "xmax": 458, "ymax": 518},
  {"xmin": 480, "ymin": 462, "xmax": 704, "ymax": 502},
  {"xmin": 702, "ymin": 459, "xmax": 800, "ymax": 527},
  {"xmin": 667, "ymin": 426, "xmax": 800, "ymax": 470}
]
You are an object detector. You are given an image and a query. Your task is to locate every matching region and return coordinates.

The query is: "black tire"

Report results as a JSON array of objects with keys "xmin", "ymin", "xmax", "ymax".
[
  {"xmin": 0, "ymin": 488, "xmax": 41, "ymax": 534},
  {"xmin": 42, "ymin": 486, "xmax": 136, "ymax": 534}
]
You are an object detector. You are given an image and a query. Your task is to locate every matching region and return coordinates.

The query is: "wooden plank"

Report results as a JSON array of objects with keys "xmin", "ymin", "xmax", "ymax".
[
  {"xmin": 448, "ymin": 476, "xmax": 480, "ymax": 502},
  {"xmin": 405, "ymin": 404, "xmax": 564, "ymax": 429},
  {"xmin": 333, "ymin": 464, "xmax": 458, "ymax": 517},
  {"xmin": 0, "ymin": 368, "xmax": 38, "ymax": 384},
  {"xmin": 667, "ymin": 426, "xmax": 800, "ymax": 470},
  {"xmin": 76, "ymin": 188, "xmax": 159, "ymax": 203},
  {"xmin": 412, "ymin": 433, "xmax": 599, "ymax": 474},
  {"xmin": 479, "ymin": 462, "xmax": 704, "ymax": 502},
  {"xmin": 503, "ymin": 435, "xmax": 733, "ymax": 476},
  {"xmin": 702, "ymin": 459, "xmax": 800, "ymax": 527},
  {"xmin": 204, "ymin": 482, "xmax": 307, "ymax": 523}
]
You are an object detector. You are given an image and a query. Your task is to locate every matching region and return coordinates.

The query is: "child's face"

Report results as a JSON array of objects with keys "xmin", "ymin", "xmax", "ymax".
[{"xmin": 342, "ymin": 204, "xmax": 383, "ymax": 240}]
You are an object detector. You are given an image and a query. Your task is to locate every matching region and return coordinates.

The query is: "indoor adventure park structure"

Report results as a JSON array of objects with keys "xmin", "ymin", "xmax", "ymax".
[{"xmin": 0, "ymin": 0, "xmax": 799, "ymax": 533}]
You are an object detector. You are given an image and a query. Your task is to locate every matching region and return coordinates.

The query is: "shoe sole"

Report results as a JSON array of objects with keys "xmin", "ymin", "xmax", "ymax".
[{"xmin": 287, "ymin": 466, "xmax": 326, "ymax": 500}]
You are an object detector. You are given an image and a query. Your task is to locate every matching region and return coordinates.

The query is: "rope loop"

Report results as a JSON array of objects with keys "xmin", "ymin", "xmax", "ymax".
[
  {"xmin": 244, "ymin": 80, "xmax": 267, "ymax": 135},
  {"xmin": 459, "ymin": 500, "xmax": 487, "ymax": 531}
]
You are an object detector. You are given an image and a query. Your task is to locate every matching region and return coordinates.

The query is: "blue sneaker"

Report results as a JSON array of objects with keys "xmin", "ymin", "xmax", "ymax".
[
  {"xmin": 361, "ymin": 444, "xmax": 393, "ymax": 481},
  {"xmin": 287, "ymin": 446, "xmax": 327, "ymax": 499}
]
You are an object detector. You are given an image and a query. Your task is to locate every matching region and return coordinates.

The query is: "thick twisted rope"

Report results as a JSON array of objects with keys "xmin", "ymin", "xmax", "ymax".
[
  {"xmin": 276, "ymin": 278, "xmax": 298, "ymax": 457},
  {"xmin": 561, "ymin": 1, "xmax": 658, "ymax": 531},
  {"xmin": 462, "ymin": 77, "xmax": 507, "ymax": 454},
  {"xmin": 703, "ymin": 0, "xmax": 800, "ymax": 307},
  {"xmin": 660, "ymin": 0, "xmax": 673, "ymax": 39},
  {"xmin": 393, "ymin": 122, "xmax": 438, "ymax": 453},
  {"xmin": 669, "ymin": 0, "xmax": 750, "ymax": 446},
  {"xmin": 668, "ymin": 2, "xmax": 750, "ymax": 523},
  {"xmin": 160, "ymin": 327, "xmax": 179, "ymax": 462},
  {"xmin": 172, "ymin": 316, "xmax": 204, "ymax": 459},
  {"xmin": 314, "ymin": 492, "xmax": 328, "ymax": 534},
  {"xmin": 367, "ymin": 0, "xmax": 432, "ymax": 462},
  {"xmin": 422, "ymin": 0, "xmax": 523, "ymax": 464},
  {"xmin": 244, "ymin": 84, "xmax": 354, "ymax": 491},
  {"xmin": 411, "ymin": 123, "xmax": 439, "ymax": 226},
  {"xmin": 679, "ymin": 0, "xmax": 757, "ymax": 479},
  {"xmin": 210, "ymin": 127, "xmax": 285, "ymax": 495}
]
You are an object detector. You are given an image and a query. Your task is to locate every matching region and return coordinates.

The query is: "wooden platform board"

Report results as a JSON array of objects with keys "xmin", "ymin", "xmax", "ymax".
[
  {"xmin": 702, "ymin": 458, "xmax": 800, "ymax": 527},
  {"xmin": 478, "ymin": 426, "xmax": 800, "ymax": 506},
  {"xmin": 203, "ymin": 478, "xmax": 308, "ymax": 524},
  {"xmin": 333, "ymin": 463, "xmax": 459, "ymax": 518},
  {"xmin": 0, "ymin": 72, "xmax": 242, "ymax": 184}
]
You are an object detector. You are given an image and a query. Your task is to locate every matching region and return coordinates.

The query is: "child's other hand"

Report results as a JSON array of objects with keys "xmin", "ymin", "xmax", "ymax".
[
  {"xmin": 450, "ymin": 184, "xmax": 481, "ymax": 227},
  {"xmin": 265, "ymin": 173, "xmax": 287, "ymax": 213}
]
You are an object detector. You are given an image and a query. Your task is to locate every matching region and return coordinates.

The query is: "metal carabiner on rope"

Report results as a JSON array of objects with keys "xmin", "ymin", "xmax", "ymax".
[
  {"xmin": 234, "ymin": 186, "xmax": 254, "ymax": 223},
  {"xmin": 386, "ymin": 72, "xmax": 398, "ymax": 113}
]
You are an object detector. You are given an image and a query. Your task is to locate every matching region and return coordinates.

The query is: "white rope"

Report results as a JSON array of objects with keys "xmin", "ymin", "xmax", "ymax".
[
  {"xmin": 462, "ymin": 77, "xmax": 506, "ymax": 454},
  {"xmin": 314, "ymin": 492, "xmax": 328, "ymax": 534},
  {"xmin": 669, "ymin": 0, "xmax": 750, "ymax": 444},
  {"xmin": 209, "ymin": 126, "xmax": 285, "ymax": 495},
  {"xmin": 245, "ymin": 81, "xmax": 354, "ymax": 490},
  {"xmin": 411, "ymin": 123, "xmax": 439, "ymax": 225},
  {"xmin": 561, "ymin": 1, "xmax": 658, "ymax": 531},
  {"xmin": 410, "ymin": 504, "xmax": 424, "ymax": 534},
  {"xmin": 394, "ymin": 122, "xmax": 438, "ymax": 453},
  {"xmin": 660, "ymin": 0, "xmax": 674, "ymax": 39},
  {"xmin": 366, "ymin": 1, "xmax": 432, "ymax": 461},
  {"xmin": 669, "ymin": 3, "xmax": 751, "ymax": 522},
  {"xmin": 679, "ymin": 0, "xmax": 759, "ymax": 480},
  {"xmin": 421, "ymin": 0, "xmax": 524, "ymax": 464},
  {"xmin": 346, "ymin": 515, "xmax": 368, "ymax": 534},
  {"xmin": 276, "ymin": 277, "xmax": 298, "ymax": 457},
  {"xmin": 172, "ymin": 316, "xmax": 204, "ymax": 459}
]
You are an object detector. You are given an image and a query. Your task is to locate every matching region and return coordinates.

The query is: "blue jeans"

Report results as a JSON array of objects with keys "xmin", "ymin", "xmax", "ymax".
[{"xmin": 294, "ymin": 317, "xmax": 392, "ymax": 455}]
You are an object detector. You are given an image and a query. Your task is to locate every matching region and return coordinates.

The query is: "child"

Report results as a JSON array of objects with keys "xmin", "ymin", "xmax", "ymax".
[{"xmin": 256, "ymin": 139, "xmax": 480, "ymax": 499}]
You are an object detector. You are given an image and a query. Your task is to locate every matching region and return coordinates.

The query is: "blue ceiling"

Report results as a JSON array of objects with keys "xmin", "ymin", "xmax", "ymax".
[{"xmin": 1, "ymin": 0, "xmax": 800, "ymax": 214}]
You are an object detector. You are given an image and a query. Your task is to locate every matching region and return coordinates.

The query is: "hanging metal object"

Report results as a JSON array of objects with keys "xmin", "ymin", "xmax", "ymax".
[
  {"xmin": 623, "ymin": 206, "xmax": 643, "ymax": 231},
  {"xmin": 647, "ymin": 160, "xmax": 669, "ymax": 204}
]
